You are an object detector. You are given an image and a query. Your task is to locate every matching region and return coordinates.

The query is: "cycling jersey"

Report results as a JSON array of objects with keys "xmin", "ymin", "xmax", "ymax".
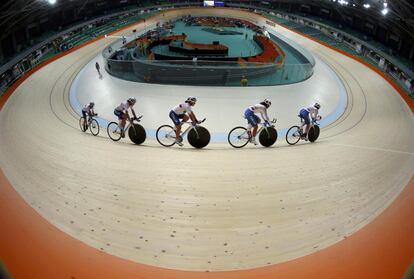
[
  {"xmin": 300, "ymin": 106, "xmax": 319, "ymax": 124},
  {"xmin": 115, "ymin": 102, "xmax": 132, "ymax": 112},
  {"xmin": 248, "ymin": 104, "xmax": 269, "ymax": 122},
  {"xmin": 82, "ymin": 104, "xmax": 94, "ymax": 114},
  {"xmin": 303, "ymin": 106, "xmax": 318, "ymax": 119},
  {"xmin": 172, "ymin": 103, "xmax": 192, "ymax": 115}
]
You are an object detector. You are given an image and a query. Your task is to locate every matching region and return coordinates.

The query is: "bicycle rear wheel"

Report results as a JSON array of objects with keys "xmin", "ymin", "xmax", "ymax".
[
  {"xmin": 156, "ymin": 125, "xmax": 176, "ymax": 147},
  {"xmin": 89, "ymin": 119, "xmax": 100, "ymax": 136},
  {"xmin": 308, "ymin": 125, "xmax": 320, "ymax": 142},
  {"xmin": 107, "ymin": 122, "xmax": 122, "ymax": 141},
  {"xmin": 79, "ymin": 117, "xmax": 87, "ymax": 132},
  {"xmin": 259, "ymin": 127, "xmax": 278, "ymax": 147},
  {"xmin": 228, "ymin": 127, "xmax": 249, "ymax": 148},
  {"xmin": 286, "ymin": 126, "xmax": 301, "ymax": 145},
  {"xmin": 188, "ymin": 126, "xmax": 210, "ymax": 149},
  {"xmin": 128, "ymin": 123, "xmax": 146, "ymax": 145}
]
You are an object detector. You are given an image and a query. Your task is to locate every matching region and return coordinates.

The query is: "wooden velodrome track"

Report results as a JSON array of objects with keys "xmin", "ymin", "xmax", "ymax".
[{"xmin": 1, "ymin": 7, "xmax": 414, "ymax": 279}]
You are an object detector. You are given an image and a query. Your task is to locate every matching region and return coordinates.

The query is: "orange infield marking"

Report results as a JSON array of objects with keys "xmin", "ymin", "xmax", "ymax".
[{"xmin": 1, "ymin": 8, "xmax": 414, "ymax": 279}]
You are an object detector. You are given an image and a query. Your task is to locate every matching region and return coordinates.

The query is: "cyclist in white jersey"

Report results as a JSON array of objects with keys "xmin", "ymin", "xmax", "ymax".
[
  {"xmin": 113, "ymin": 97, "xmax": 138, "ymax": 137},
  {"xmin": 244, "ymin": 99, "xmax": 271, "ymax": 145},
  {"xmin": 169, "ymin": 96, "xmax": 200, "ymax": 146},
  {"xmin": 299, "ymin": 103, "xmax": 321, "ymax": 140},
  {"xmin": 81, "ymin": 101, "xmax": 97, "ymax": 130}
]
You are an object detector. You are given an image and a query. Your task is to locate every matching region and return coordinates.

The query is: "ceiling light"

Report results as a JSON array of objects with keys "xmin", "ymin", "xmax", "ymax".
[
  {"xmin": 48, "ymin": 0, "xmax": 57, "ymax": 4},
  {"xmin": 381, "ymin": 8, "xmax": 389, "ymax": 15},
  {"xmin": 363, "ymin": 3, "xmax": 370, "ymax": 8}
]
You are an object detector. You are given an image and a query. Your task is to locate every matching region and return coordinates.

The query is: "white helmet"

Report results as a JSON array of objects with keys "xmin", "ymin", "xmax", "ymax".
[
  {"xmin": 262, "ymin": 99, "xmax": 271, "ymax": 108},
  {"xmin": 127, "ymin": 97, "xmax": 136, "ymax": 105},
  {"xmin": 186, "ymin": 96, "xmax": 197, "ymax": 105},
  {"xmin": 314, "ymin": 103, "xmax": 321, "ymax": 109}
]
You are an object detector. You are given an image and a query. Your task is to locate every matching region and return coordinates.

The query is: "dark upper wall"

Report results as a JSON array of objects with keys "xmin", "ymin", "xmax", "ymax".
[{"xmin": 1, "ymin": 0, "xmax": 413, "ymax": 63}]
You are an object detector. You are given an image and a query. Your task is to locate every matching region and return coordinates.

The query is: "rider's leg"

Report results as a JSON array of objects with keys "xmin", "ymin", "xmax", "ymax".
[
  {"xmin": 175, "ymin": 115, "xmax": 189, "ymax": 141},
  {"xmin": 82, "ymin": 111, "xmax": 87, "ymax": 130},
  {"xmin": 250, "ymin": 125, "xmax": 258, "ymax": 145},
  {"xmin": 119, "ymin": 113, "xmax": 127, "ymax": 137},
  {"xmin": 246, "ymin": 123, "xmax": 253, "ymax": 139},
  {"xmin": 252, "ymin": 125, "xmax": 258, "ymax": 137},
  {"xmin": 175, "ymin": 124, "xmax": 182, "ymax": 139}
]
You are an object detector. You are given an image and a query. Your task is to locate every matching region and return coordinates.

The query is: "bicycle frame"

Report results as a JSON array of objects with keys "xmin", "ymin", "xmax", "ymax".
[
  {"xmin": 299, "ymin": 118, "xmax": 318, "ymax": 134},
  {"xmin": 179, "ymin": 118, "xmax": 206, "ymax": 138},
  {"xmin": 255, "ymin": 118, "xmax": 277, "ymax": 134}
]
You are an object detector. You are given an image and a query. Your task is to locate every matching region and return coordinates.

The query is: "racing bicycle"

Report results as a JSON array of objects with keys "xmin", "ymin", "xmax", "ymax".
[
  {"xmin": 156, "ymin": 119, "xmax": 210, "ymax": 149},
  {"xmin": 228, "ymin": 118, "xmax": 278, "ymax": 148},
  {"xmin": 107, "ymin": 116, "xmax": 146, "ymax": 144},
  {"xmin": 286, "ymin": 117, "xmax": 320, "ymax": 145},
  {"xmin": 79, "ymin": 114, "xmax": 99, "ymax": 136}
]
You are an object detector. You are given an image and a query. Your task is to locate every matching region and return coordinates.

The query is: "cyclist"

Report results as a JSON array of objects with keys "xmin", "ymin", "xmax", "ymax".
[
  {"xmin": 82, "ymin": 101, "xmax": 97, "ymax": 130},
  {"xmin": 114, "ymin": 97, "xmax": 138, "ymax": 137},
  {"xmin": 169, "ymin": 96, "xmax": 200, "ymax": 146},
  {"xmin": 244, "ymin": 99, "xmax": 271, "ymax": 145},
  {"xmin": 299, "ymin": 103, "xmax": 321, "ymax": 140}
]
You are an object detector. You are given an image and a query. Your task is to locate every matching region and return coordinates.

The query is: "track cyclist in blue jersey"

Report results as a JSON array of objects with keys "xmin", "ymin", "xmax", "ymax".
[
  {"xmin": 169, "ymin": 96, "xmax": 201, "ymax": 146},
  {"xmin": 244, "ymin": 99, "xmax": 272, "ymax": 145},
  {"xmin": 299, "ymin": 102, "xmax": 322, "ymax": 140},
  {"xmin": 82, "ymin": 101, "xmax": 97, "ymax": 130},
  {"xmin": 113, "ymin": 97, "xmax": 138, "ymax": 138}
]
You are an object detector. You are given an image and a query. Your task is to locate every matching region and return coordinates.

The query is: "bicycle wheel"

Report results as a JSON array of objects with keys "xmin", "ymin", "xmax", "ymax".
[
  {"xmin": 308, "ymin": 125, "xmax": 320, "ymax": 143},
  {"xmin": 107, "ymin": 122, "xmax": 122, "ymax": 141},
  {"xmin": 128, "ymin": 123, "xmax": 146, "ymax": 145},
  {"xmin": 89, "ymin": 119, "xmax": 100, "ymax": 136},
  {"xmin": 286, "ymin": 126, "xmax": 301, "ymax": 145},
  {"xmin": 228, "ymin": 126, "xmax": 249, "ymax": 148},
  {"xmin": 156, "ymin": 125, "xmax": 176, "ymax": 147},
  {"xmin": 188, "ymin": 126, "xmax": 210, "ymax": 149},
  {"xmin": 79, "ymin": 117, "xmax": 87, "ymax": 132},
  {"xmin": 259, "ymin": 127, "xmax": 278, "ymax": 147}
]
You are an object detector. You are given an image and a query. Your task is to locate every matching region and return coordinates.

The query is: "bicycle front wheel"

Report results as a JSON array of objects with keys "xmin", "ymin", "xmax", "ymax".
[
  {"xmin": 79, "ymin": 117, "xmax": 87, "ymax": 132},
  {"xmin": 286, "ymin": 126, "xmax": 301, "ymax": 145},
  {"xmin": 228, "ymin": 127, "xmax": 249, "ymax": 148},
  {"xmin": 89, "ymin": 119, "xmax": 100, "ymax": 136},
  {"xmin": 107, "ymin": 122, "xmax": 122, "ymax": 141},
  {"xmin": 156, "ymin": 125, "xmax": 176, "ymax": 147}
]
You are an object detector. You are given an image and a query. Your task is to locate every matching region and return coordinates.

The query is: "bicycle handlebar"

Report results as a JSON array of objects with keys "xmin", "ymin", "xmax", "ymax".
[
  {"xmin": 130, "ymin": 115, "xmax": 143, "ymax": 122},
  {"xmin": 181, "ymin": 118, "xmax": 206, "ymax": 126}
]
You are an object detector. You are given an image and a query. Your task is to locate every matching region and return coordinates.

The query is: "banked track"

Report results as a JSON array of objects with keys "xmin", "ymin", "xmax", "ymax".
[{"xmin": 1, "ymin": 7, "xmax": 414, "ymax": 279}]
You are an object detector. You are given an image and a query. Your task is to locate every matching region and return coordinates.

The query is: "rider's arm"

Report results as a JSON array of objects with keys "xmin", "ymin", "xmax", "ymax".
[
  {"xmin": 259, "ymin": 106, "xmax": 270, "ymax": 122},
  {"xmin": 130, "ymin": 107, "xmax": 137, "ymax": 119},
  {"xmin": 188, "ymin": 111, "xmax": 198, "ymax": 123},
  {"xmin": 309, "ymin": 108, "xmax": 318, "ymax": 120}
]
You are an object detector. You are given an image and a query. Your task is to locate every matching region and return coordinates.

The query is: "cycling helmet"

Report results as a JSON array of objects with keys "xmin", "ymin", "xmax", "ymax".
[
  {"xmin": 314, "ymin": 103, "xmax": 321, "ymax": 109},
  {"xmin": 89, "ymin": 101, "xmax": 95, "ymax": 108},
  {"xmin": 262, "ymin": 99, "xmax": 271, "ymax": 108},
  {"xmin": 186, "ymin": 96, "xmax": 197, "ymax": 105},
  {"xmin": 127, "ymin": 97, "xmax": 136, "ymax": 105}
]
